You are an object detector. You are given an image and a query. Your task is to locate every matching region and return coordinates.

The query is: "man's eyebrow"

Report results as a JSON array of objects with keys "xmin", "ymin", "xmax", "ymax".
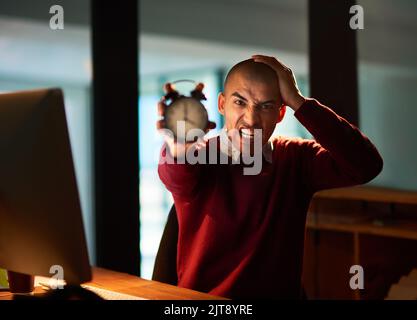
[
  {"xmin": 231, "ymin": 92, "xmax": 248, "ymax": 101},
  {"xmin": 259, "ymin": 99, "xmax": 278, "ymax": 105},
  {"xmin": 231, "ymin": 92, "xmax": 279, "ymax": 105}
]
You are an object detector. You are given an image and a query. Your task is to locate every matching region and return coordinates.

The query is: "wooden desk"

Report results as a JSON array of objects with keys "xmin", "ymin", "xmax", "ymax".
[
  {"xmin": 313, "ymin": 185, "xmax": 417, "ymax": 205},
  {"xmin": 0, "ymin": 267, "xmax": 226, "ymax": 300}
]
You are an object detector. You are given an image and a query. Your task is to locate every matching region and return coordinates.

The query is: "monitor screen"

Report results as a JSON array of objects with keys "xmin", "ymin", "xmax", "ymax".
[{"xmin": 0, "ymin": 88, "xmax": 91, "ymax": 285}]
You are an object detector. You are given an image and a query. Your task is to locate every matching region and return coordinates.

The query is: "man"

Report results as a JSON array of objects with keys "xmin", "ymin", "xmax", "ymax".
[{"xmin": 157, "ymin": 55, "xmax": 383, "ymax": 299}]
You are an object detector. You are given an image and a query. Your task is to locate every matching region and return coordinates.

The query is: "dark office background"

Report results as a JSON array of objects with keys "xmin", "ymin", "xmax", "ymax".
[{"xmin": 0, "ymin": 0, "xmax": 416, "ymax": 293}]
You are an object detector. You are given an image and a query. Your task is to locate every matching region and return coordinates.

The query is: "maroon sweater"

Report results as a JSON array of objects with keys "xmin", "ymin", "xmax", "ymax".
[{"xmin": 158, "ymin": 98, "xmax": 383, "ymax": 299}]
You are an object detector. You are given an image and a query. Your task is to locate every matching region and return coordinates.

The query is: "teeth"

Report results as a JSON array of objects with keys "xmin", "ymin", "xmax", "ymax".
[
  {"xmin": 241, "ymin": 128, "xmax": 253, "ymax": 135},
  {"xmin": 241, "ymin": 129, "xmax": 254, "ymax": 138}
]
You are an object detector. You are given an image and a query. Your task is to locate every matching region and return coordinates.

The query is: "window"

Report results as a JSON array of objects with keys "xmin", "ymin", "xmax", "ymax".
[
  {"xmin": 0, "ymin": 15, "xmax": 94, "ymax": 263},
  {"xmin": 139, "ymin": 69, "xmax": 222, "ymax": 278}
]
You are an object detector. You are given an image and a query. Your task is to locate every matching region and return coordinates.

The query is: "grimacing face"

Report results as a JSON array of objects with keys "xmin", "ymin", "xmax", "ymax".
[{"xmin": 218, "ymin": 71, "xmax": 286, "ymax": 153}]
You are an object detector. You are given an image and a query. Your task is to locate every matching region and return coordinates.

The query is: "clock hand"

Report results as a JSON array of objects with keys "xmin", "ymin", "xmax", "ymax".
[
  {"xmin": 184, "ymin": 103, "xmax": 188, "ymax": 121},
  {"xmin": 186, "ymin": 118, "xmax": 198, "ymax": 126}
]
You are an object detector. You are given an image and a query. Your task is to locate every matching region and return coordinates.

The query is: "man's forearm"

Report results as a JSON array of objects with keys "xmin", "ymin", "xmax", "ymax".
[
  {"xmin": 287, "ymin": 95, "xmax": 306, "ymax": 112},
  {"xmin": 295, "ymin": 98, "xmax": 383, "ymax": 182},
  {"xmin": 158, "ymin": 144, "xmax": 202, "ymax": 200}
]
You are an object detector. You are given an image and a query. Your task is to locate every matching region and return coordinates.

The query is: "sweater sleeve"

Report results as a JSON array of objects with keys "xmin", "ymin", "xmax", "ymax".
[
  {"xmin": 294, "ymin": 98, "xmax": 383, "ymax": 193},
  {"xmin": 157, "ymin": 143, "xmax": 203, "ymax": 201}
]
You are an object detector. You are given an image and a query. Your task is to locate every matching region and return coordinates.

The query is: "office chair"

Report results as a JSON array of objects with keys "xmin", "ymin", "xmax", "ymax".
[{"xmin": 152, "ymin": 205, "xmax": 178, "ymax": 285}]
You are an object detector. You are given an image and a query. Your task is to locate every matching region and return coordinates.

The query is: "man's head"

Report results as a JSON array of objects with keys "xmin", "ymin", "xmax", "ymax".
[{"xmin": 218, "ymin": 59, "xmax": 286, "ymax": 152}]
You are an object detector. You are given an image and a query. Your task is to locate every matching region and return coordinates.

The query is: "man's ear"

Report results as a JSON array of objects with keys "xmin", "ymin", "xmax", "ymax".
[
  {"xmin": 276, "ymin": 105, "xmax": 286, "ymax": 124},
  {"xmin": 218, "ymin": 92, "xmax": 225, "ymax": 116}
]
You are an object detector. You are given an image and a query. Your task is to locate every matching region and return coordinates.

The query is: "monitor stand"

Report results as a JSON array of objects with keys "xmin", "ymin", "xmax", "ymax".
[
  {"xmin": 7, "ymin": 271, "xmax": 34, "ymax": 294},
  {"xmin": 6, "ymin": 271, "xmax": 102, "ymax": 300}
]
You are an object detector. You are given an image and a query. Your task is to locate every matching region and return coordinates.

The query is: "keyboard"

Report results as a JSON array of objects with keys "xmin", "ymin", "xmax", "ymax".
[
  {"xmin": 35, "ymin": 276, "xmax": 147, "ymax": 300},
  {"xmin": 81, "ymin": 284, "xmax": 147, "ymax": 300}
]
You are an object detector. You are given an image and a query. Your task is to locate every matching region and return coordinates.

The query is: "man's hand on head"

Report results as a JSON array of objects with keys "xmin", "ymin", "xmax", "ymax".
[{"xmin": 252, "ymin": 55, "xmax": 306, "ymax": 112}]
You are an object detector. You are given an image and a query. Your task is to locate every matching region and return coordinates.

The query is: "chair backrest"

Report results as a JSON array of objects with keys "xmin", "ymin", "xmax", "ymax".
[{"xmin": 151, "ymin": 205, "xmax": 178, "ymax": 285}]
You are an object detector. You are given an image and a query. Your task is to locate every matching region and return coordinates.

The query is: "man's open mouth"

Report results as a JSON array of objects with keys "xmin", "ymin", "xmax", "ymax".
[{"xmin": 240, "ymin": 128, "xmax": 255, "ymax": 139}]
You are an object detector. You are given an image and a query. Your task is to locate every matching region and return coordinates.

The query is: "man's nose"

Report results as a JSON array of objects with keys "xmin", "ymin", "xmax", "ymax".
[{"xmin": 243, "ymin": 105, "xmax": 261, "ymax": 127}]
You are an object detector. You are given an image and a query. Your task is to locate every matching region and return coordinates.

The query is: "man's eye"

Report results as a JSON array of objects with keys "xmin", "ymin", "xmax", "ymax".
[
  {"xmin": 261, "ymin": 104, "xmax": 274, "ymax": 110},
  {"xmin": 234, "ymin": 100, "xmax": 245, "ymax": 106}
]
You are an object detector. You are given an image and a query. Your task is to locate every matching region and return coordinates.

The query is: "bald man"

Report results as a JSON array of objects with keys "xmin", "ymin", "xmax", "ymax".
[{"xmin": 157, "ymin": 55, "xmax": 383, "ymax": 299}]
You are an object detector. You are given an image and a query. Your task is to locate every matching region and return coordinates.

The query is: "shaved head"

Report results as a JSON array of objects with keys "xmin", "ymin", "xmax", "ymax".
[{"xmin": 224, "ymin": 59, "xmax": 279, "ymax": 95}]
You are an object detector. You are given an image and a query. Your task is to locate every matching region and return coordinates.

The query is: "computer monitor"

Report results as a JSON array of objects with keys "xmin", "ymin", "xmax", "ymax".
[{"xmin": 0, "ymin": 88, "xmax": 91, "ymax": 285}]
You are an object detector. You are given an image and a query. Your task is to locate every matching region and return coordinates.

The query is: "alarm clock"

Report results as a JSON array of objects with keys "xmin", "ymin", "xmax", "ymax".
[{"xmin": 163, "ymin": 80, "xmax": 209, "ymax": 143}]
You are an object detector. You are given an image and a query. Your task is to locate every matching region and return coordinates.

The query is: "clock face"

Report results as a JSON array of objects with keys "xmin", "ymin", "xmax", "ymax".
[{"xmin": 164, "ymin": 97, "xmax": 209, "ymax": 142}]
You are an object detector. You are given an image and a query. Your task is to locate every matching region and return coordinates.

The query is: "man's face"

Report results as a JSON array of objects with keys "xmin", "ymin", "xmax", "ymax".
[{"xmin": 218, "ymin": 73, "xmax": 285, "ymax": 153}]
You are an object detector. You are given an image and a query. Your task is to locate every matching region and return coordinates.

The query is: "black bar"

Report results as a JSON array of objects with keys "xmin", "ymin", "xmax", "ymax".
[
  {"xmin": 308, "ymin": 0, "xmax": 359, "ymax": 126},
  {"xmin": 91, "ymin": 0, "xmax": 140, "ymax": 276}
]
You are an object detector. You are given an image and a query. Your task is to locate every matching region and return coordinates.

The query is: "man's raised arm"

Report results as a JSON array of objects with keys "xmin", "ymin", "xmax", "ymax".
[{"xmin": 252, "ymin": 54, "xmax": 383, "ymax": 192}]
